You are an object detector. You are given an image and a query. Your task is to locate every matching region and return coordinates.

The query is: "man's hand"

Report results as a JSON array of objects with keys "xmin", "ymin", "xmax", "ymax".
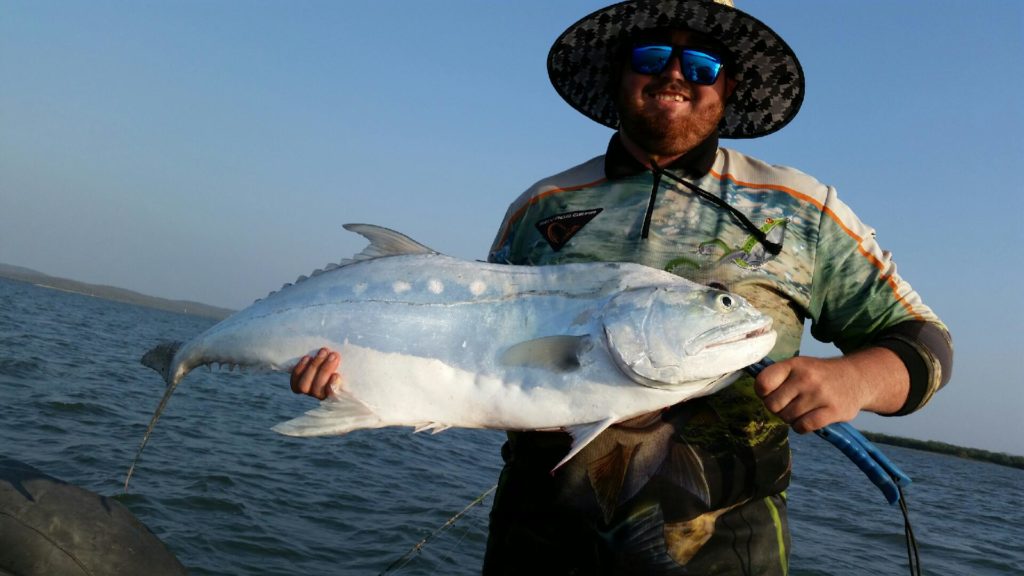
[
  {"xmin": 290, "ymin": 347, "xmax": 340, "ymax": 400},
  {"xmin": 753, "ymin": 347, "xmax": 910, "ymax": 433}
]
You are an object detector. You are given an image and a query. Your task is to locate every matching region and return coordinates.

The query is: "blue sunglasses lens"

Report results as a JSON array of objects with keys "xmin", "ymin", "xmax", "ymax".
[
  {"xmin": 631, "ymin": 45, "xmax": 674, "ymax": 75},
  {"xmin": 681, "ymin": 49, "xmax": 724, "ymax": 84},
  {"xmin": 630, "ymin": 45, "xmax": 724, "ymax": 85}
]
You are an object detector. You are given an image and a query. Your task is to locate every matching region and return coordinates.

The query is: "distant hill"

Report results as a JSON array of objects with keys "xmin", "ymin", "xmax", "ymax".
[
  {"xmin": 0, "ymin": 263, "xmax": 234, "ymax": 320},
  {"xmin": 861, "ymin": 431, "xmax": 1024, "ymax": 470}
]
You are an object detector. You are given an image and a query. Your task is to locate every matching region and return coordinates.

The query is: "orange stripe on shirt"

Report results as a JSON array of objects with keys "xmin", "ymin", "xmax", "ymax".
[
  {"xmin": 709, "ymin": 169, "xmax": 924, "ymax": 321},
  {"xmin": 493, "ymin": 177, "xmax": 608, "ymax": 251}
]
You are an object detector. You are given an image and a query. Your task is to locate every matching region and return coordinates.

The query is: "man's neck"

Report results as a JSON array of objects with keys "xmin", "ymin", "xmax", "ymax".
[
  {"xmin": 605, "ymin": 130, "xmax": 719, "ymax": 180},
  {"xmin": 619, "ymin": 131, "xmax": 684, "ymax": 168},
  {"xmin": 621, "ymin": 129, "xmax": 718, "ymax": 169}
]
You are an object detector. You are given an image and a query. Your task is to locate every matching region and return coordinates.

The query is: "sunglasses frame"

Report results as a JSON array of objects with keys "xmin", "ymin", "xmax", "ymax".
[{"xmin": 629, "ymin": 44, "xmax": 726, "ymax": 85}]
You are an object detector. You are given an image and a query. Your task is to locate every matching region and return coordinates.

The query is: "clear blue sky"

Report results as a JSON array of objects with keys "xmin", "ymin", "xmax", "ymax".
[{"xmin": 2, "ymin": 1, "xmax": 1022, "ymax": 455}]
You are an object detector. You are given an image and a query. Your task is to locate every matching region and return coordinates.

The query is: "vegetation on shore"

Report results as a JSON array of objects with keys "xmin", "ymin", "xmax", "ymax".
[
  {"xmin": 861, "ymin": 431, "xmax": 1024, "ymax": 470},
  {"xmin": 0, "ymin": 263, "xmax": 234, "ymax": 320}
]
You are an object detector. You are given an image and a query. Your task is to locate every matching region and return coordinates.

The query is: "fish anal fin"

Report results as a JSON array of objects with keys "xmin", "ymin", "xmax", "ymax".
[
  {"xmin": 588, "ymin": 442, "xmax": 638, "ymax": 524},
  {"xmin": 553, "ymin": 416, "xmax": 617, "ymax": 473},
  {"xmin": 500, "ymin": 335, "xmax": 592, "ymax": 372},
  {"xmin": 413, "ymin": 422, "xmax": 453, "ymax": 434},
  {"xmin": 271, "ymin": 391, "xmax": 381, "ymax": 437}
]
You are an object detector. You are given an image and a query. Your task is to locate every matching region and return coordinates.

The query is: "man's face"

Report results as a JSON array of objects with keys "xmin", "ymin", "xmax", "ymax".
[{"xmin": 616, "ymin": 29, "xmax": 735, "ymax": 158}]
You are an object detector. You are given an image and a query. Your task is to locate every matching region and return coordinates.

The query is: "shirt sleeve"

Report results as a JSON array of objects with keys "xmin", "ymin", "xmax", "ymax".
[
  {"xmin": 488, "ymin": 203, "xmax": 518, "ymax": 264},
  {"xmin": 806, "ymin": 186, "xmax": 952, "ymax": 414}
]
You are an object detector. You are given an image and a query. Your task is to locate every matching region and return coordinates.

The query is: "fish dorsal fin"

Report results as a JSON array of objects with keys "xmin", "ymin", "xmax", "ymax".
[
  {"xmin": 342, "ymin": 223, "xmax": 438, "ymax": 264},
  {"xmin": 259, "ymin": 224, "xmax": 438, "ymax": 301}
]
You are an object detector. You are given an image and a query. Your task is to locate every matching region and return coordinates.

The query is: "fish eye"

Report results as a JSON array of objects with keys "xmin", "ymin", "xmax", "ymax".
[{"xmin": 714, "ymin": 293, "xmax": 736, "ymax": 311}]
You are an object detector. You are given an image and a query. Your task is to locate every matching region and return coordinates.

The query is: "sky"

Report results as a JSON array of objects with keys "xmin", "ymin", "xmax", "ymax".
[{"xmin": 2, "ymin": 1, "xmax": 1022, "ymax": 456}]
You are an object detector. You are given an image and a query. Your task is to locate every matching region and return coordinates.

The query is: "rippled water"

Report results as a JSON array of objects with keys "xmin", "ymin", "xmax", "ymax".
[{"xmin": 1, "ymin": 277, "xmax": 1021, "ymax": 575}]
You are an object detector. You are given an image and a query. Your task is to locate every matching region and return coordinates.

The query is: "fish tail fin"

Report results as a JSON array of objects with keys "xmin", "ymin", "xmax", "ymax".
[
  {"xmin": 141, "ymin": 341, "xmax": 182, "ymax": 386},
  {"xmin": 126, "ymin": 341, "xmax": 184, "ymax": 492},
  {"xmin": 125, "ymin": 375, "xmax": 182, "ymax": 492},
  {"xmin": 271, "ymin": 392, "xmax": 382, "ymax": 437}
]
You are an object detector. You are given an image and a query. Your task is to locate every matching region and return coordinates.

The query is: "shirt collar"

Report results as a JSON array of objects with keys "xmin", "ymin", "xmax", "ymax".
[{"xmin": 604, "ymin": 131, "xmax": 719, "ymax": 180}]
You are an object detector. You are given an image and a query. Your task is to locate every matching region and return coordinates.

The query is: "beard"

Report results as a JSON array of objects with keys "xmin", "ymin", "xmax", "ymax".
[{"xmin": 616, "ymin": 79, "xmax": 725, "ymax": 159}]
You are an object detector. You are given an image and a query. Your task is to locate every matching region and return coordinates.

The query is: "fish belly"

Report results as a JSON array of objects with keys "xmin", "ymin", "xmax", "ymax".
[{"xmin": 274, "ymin": 340, "xmax": 716, "ymax": 436}]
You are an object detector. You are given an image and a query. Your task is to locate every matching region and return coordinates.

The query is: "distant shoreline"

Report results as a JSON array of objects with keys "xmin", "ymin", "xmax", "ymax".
[
  {"xmin": 860, "ymin": 432, "xmax": 1023, "ymax": 471},
  {"xmin": 0, "ymin": 262, "xmax": 234, "ymax": 320}
]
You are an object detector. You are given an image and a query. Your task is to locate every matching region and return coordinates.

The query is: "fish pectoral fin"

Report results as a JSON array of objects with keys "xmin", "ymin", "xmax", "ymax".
[
  {"xmin": 553, "ymin": 416, "xmax": 618, "ymax": 472},
  {"xmin": 499, "ymin": 335, "xmax": 592, "ymax": 372},
  {"xmin": 271, "ymin": 392, "xmax": 381, "ymax": 437}
]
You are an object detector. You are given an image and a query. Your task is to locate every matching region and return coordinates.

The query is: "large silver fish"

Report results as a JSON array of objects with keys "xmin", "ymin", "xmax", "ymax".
[{"xmin": 130, "ymin": 224, "xmax": 776, "ymax": 488}]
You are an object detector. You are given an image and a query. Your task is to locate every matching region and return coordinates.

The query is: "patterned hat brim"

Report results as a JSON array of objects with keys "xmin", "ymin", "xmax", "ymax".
[{"xmin": 547, "ymin": 0, "xmax": 805, "ymax": 139}]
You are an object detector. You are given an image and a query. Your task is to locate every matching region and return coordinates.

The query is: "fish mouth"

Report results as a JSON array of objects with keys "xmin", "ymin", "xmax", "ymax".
[{"xmin": 685, "ymin": 318, "xmax": 774, "ymax": 356}]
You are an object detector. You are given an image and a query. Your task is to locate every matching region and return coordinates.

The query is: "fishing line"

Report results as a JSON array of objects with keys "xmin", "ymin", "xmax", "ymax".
[
  {"xmin": 745, "ymin": 359, "xmax": 922, "ymax": 574},
  {"xmin": 898, "ymin": 485, "xmax": 922, "ymax": 576},
  {"xmin": 379, "ymin": 483, "xmax": 497, "ymax": 575},
  {"xmin": 437, "ymin": 513, "xmax": 484, "ymax": 568}
]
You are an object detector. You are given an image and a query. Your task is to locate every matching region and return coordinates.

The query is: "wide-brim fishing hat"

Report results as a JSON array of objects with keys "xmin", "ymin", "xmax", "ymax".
[{"xmin": 547, "ymin": 0, "xmax": 804, "ymax": 139}]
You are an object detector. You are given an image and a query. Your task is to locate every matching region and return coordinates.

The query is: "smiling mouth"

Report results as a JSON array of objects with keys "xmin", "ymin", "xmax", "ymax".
[{"xmin": 653, "ymin": 92, "xmax": 689, "ymax": 102}]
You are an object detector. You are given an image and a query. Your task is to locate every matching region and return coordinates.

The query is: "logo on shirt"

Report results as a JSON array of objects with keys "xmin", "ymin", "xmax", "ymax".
[{"xmin": 536, "ymin": 209, "xmax": 603, "ymax": 252}]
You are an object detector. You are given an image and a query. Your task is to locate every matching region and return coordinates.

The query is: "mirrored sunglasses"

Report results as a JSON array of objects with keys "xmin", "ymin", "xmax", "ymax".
[{"xmin": 630, "ymin": 45, "xmax": 725, "ymax": 85}]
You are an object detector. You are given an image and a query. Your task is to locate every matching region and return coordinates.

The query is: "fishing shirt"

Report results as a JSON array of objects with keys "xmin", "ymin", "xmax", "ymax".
[{"xmin": 482, "ymin": 132, "xmax": 951, "ymax": 575}]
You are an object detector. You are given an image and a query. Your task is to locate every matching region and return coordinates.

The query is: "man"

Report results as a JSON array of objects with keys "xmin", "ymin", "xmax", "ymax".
[{"xmin": 292, "ymin": 1, "xmax": 952, "ymax": 573}]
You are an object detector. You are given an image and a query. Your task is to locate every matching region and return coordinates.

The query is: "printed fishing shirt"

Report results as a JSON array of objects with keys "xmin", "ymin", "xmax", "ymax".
[{"xmin": 482, "ymin": 133, "xmax": 950, "ymax": 575}]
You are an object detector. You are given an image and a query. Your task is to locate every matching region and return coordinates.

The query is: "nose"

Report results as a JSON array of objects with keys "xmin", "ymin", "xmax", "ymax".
[
  {"xmin": 657, "ymin": 52, "xmax": 687, "ymax": 82},
  {"xmin": 659, "ymin": 52, "xmax": 684, "ymax": 76}
]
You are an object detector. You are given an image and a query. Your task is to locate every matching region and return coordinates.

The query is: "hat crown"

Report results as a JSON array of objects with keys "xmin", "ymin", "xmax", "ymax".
[{"xmin": 547, "ymin": 0, "xmax": 804, "ymax": 139}]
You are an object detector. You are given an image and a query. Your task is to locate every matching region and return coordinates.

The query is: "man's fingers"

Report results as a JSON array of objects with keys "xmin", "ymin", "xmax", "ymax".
[
  {"xmin": 289, "ymin": 348, "xmax": 341, "ymax": 399},
  {"xmin": 770, "ymin": 390, "xmax": 843, "ymax": 433},
  {"xmin": 312, "ymin": 353, "xmax": 341, "ymax": 399},
  {"xmin": 754, "ymin": 362, "xmax": 800, "ymax": 415},
  {"xmin": 790, "ymin": 408, "xmax": 832, "ymax": 434},
  {"xmin": 291, "ymin": 348, "xmax": 329, "ymax": 395},
  {"xmin": 753, "ymin": 361, "xmax": 788, "ymax": 398},
  {"xmin": 290, "ymin": 355, "xmax": 312, "ymax": 392},
  {"xmin": 772, "ymin": 393, "xmax": 817, "ymax": 424},
  {"xmin": 761, "ymin": 389, "xmax": 798, "ymax": 417}
]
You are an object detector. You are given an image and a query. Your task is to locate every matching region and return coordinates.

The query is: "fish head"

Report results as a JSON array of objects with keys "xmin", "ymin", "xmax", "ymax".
[{"xmin": 602, "ymin": 285, "xmax": 776, "ymax": 388}]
